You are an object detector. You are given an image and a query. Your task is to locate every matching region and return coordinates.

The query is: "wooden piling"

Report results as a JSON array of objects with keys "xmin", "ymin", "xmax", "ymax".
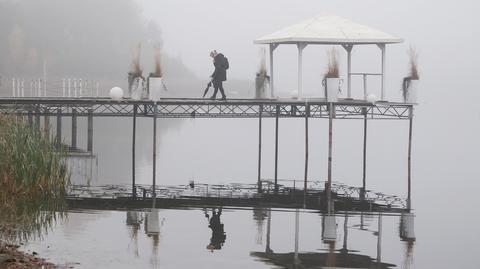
[
  {"xmin": 71, "ymin": 108, "xmax": 77, "ymax": 149},
  {"xmin": 274, "ymin": 105, "xmax": 279, "ymax": 194},
  {"xmin": 407, "ymin": 107, "xmax": 413, "ymax": 210},
  {"xmin": 132, "ymin": 105, "xmax": 137, "ymax": 198},
  {"xmin": 87, "ymin": 108, "xmax": 93, "ymax": 152},
  {"xmin": 257, "ymin": 105, "xmax": 263, "ymax": 193}
]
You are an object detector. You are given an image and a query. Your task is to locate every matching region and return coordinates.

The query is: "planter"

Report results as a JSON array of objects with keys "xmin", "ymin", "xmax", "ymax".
[
  {"xmin": 400, "ymin": 213, "xmax": 415, "ymax": 241},
  {"xmin": 322, "ymin": 215, "xmax": 337, "ymax": 241},
  {"xmin": 145, "ymin": 209, "xmax": 160, "ymax": 235},
  {"xmin": 324, "ymin": 78, "xmax": 341, "ymax": 102},
  {"xmin": 148, "ymin": 77, "xmax": 166, "ymax": 101},
  {"xmin": 405, "ymin": 79, "xmax": 419, "ymax": 103}
]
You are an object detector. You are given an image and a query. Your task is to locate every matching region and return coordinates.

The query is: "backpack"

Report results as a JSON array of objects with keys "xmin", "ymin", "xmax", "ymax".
[{"xmin": 223, "ymin": 56, "xmax": 229, "ymax": 70}]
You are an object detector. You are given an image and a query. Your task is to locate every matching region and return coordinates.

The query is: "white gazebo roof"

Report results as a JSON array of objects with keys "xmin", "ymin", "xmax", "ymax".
[{"xmin": 254, "ymin": 15, "xmax": 403, "ymax": 45}]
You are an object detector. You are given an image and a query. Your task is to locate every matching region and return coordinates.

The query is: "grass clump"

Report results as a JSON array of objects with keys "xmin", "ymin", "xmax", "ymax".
[{"xmin": 0, "ymin": 115, "xmax": 69, "ymax": 242}]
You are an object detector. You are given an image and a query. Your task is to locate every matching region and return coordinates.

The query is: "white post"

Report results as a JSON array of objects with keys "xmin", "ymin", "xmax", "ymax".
[
  {"xmin": 342, "ymin": 44, "xmax": 353, "ymax": 98},
  {"xmin": 21, "ymin": 79, "xmax": 24, "ymax": 97},
  {"xmin": 378, "ymin": 44, "xmax": 386, "ymax": 101},
  {"xmin": 62, "ymin": 79, "xmax": 65, "ymax": 97},
  {"xmin": 269, "ymin": 44, "xmax": 278, "ymax": 99},
  {"xmin": 96, "ymin": 81, "xmax": 99, "ymax": 97},
  {"xmin": 68, "ymin": 78, "xmax": 71, "ymax": 97},
  {"xmin": 43, "ymin": 61, "xmax": 47, "ymax": 97},
  {"xmin": 297, "ymin": 43, "xmax": 307, "ymax": 98},
  {"xmin": 73, "ymin": 79, "xmax": 77, "ymax": 97},
  {"xmin": 12, "ymin": 78, "xmax": 15, "ymax": 97},
  {"xmin": 38, "ymin": 78, "xmax": 42, "ymax": 97},
  {"xmin": 79, "ymin": 79, "xmax": 83, "ymax": 97}
]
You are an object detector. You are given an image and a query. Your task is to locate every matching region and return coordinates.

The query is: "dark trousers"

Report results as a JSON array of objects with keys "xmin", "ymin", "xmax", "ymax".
[{"xmin": 212, "ymin": 80, "xmax": 226, "ymax": 98}]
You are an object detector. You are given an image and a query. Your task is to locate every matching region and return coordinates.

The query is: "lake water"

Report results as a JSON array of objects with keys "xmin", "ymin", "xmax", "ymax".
[
  {"xmin": 22, "ymin": 208, "xmax": 413, "ymax": 269},
  {"xmin": 15, "ymin": 95, "xmax": 478, "ymax": 268}
]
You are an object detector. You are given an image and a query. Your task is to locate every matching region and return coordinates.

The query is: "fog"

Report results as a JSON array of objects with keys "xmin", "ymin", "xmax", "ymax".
[{"xmin": 1, "ymin": 0, "xmax": 479, "ymax": 267}]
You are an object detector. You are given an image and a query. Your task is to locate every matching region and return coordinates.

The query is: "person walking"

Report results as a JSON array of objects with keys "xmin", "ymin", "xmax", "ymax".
[{"xmin": 209, "ymin": 50, "xmax": 228, "ymax": 100}]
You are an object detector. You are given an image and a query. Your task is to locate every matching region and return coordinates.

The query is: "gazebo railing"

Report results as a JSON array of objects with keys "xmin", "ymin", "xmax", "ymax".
[{"xmin": 350, "ymin": 73, "xmax": 382, "ymax": 101}]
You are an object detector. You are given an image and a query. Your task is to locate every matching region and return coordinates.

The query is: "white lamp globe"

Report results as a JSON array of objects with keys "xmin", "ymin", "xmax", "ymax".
[
  {"xmin": 366, "ymin": 94, "xmax": 377, "ymax": 103},
  {"xmin": 109, "ymin": 87, "xmax": 123, "ymax": 100}
]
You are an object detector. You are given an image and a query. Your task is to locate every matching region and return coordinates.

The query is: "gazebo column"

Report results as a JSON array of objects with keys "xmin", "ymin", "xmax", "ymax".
[
  {"xmin": 297, "ymin": 43, "xmax": 307, "ymax": 98},
  {"xmin": 378, "ymin": 44, "xmax": 386, "ymax": 101},
  {"xmin": 342, "ymin": 44, "xmax": 354, "ymax": 98},
  {"xmin": 269, "ymin": 43, "xmax": 279, "ymax": 99}
]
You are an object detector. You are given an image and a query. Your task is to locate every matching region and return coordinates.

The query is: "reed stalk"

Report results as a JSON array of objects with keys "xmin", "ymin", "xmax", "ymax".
[{"xmin": 0, "ymin": 115, "xmax": 69, "ymax": 242}]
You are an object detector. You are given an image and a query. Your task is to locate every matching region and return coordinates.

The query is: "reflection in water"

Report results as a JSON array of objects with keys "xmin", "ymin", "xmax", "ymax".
[
  {"xmin": 67, "ymin": 154, "xmax": 98, "ymax": 185},
  {"xmin": 204, "ymin": 208, "xmax": 226, "ymax": 251},
  {"xmin": 126, "ymin": 211, "xmax": 142, "ymax": 257},
  {"xmin": 400, "ymin": 213, "xmax": 415, "ymax": 269},
  {"xmin": 17, "ymin": 208, "xmax": 416, "ymax": 268},
  {"xmin": 145, "ymin": 209, "xmax": 164, "ymax": 267},
  {"xmin": 251, "ymin": 210, "xmax": 406, "ymax": 269},
  {"xmin": 253, "ymin": 207, "xmax": 268, "ymax": 245}
]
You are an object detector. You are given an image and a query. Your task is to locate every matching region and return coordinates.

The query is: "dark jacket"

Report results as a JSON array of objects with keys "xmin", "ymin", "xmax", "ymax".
[{"xmin": 211, "ymin": 53, "xmax": 227, "ymax": 82}]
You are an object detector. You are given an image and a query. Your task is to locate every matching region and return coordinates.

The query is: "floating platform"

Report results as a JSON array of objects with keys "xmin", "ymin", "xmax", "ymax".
[{"xmin": 66, "ymin": 182, "xmax": 408, "ymax": 213}]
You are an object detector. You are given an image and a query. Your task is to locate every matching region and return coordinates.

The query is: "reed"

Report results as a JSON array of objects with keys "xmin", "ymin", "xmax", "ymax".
[{"xmin": 0, "ymin": 115, "xmax": 69, "ymax": 242}]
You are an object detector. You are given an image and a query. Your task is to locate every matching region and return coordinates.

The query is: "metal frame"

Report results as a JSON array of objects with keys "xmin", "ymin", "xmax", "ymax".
[{"xmin": 0, "ymin": 98, "xmax": 413, "ymax": 120}]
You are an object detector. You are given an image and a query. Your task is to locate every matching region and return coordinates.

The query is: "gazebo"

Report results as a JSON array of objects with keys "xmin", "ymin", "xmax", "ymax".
[{"xmin": 254, "ymin": 14, "xmax": 403, "ymax": 101}]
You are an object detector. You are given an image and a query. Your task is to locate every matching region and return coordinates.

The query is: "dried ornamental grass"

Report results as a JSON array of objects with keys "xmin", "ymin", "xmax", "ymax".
[{"xmin": 324, "ymin": 47, "xmax": 340, "ymax": 79}]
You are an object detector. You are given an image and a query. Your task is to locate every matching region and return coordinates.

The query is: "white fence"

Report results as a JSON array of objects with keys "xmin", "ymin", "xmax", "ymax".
[{"xmin": 9, "ymin": 78, "xmax": 100, "ymax": 98}]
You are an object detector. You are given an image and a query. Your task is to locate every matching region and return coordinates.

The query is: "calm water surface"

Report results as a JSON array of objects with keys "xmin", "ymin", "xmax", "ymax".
[{"xmin": 22, "ymin": 208, "xmax": 413, "ymax": 269}]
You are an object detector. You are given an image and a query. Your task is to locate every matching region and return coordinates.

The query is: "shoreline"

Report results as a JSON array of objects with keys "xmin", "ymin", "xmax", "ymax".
[{"xmin": 0, "ymin": 241, "xmax": 54, "ymax": 269}]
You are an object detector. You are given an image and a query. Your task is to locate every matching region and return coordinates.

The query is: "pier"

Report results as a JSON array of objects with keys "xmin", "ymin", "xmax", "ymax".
[{"xmin": 0, "ymin": 97, "xmax": 415, "ymax": 212}]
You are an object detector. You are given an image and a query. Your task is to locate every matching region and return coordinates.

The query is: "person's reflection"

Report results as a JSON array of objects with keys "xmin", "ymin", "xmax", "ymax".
[{"xmin": 204, "ymin": 207, "xmax": 226, "ymax": 251}]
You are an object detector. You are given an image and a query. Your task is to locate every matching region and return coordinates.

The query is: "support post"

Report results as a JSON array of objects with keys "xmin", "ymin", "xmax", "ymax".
[
  {"xmin": 269, "ymin": 44, "xmax": 278, "ymax": 99},
  {"xmin": 71, "ymin": 108, "xmax": 77, "ymax": 149},
  {"xmin": 265, "ymin": 209, "xmax": 272, "ymax": 253},
  {"xmin": 87, "ymin": 108, "xmax": 93, "ymax": 152},
  {"xmin": 43, "ymin": 112, "xmax": 50, "ymax": 139},
  {"xmin": 361, "ymin": 108, "xmax": 368, "ymax": 199},
  {"xmin": 407, "ymin": 107, "xmax": 413, "ymax": 210},
  {"xmin": 56, "ymin": 108, "xmax": 62, "ymax": 147},
  {"xmin": 378, "ymin": 44, "xmax": 386, "ymax": 101},
  {"xmin": 274, "ymin": 105, "xmax": 279, "ymax": 194},
  {"xmin": 377, "ymin": 212, "xmax": 383, "ymax": 264},
  {"xmin": 152, "ymin": 103, "xmax": 158, "ymax": 205},
  {"xmin": 294, "ymin": 209, "xmax": 300, "ymax": 264},
  {"xmin": 35, "ymin": 109, "xmax": 40, "ymax": 131},
  {"xmin": 342, "ymin": 44, "xmax": 353, "ymax": 98},
  {"xmin": 363, "ymin": 74, "xmax": 368, "ymax": 100},
  {"xmin": 327, "ymin": 103, "xmax": 334, "ymax": 215},
  {"xmin": 303, "ymin": 104, "xmax": 309, "ymax": 208},
  {"xmin": 132, "ymin": 105, "xmax": 137, "ymax": 199},
  {"xmin": 297, "ymin": 43, "xmax": 307, "ymax": 98},
  {"xmin": 257, "ymin": 105, "xmax": 263, "ymax": 193}
]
